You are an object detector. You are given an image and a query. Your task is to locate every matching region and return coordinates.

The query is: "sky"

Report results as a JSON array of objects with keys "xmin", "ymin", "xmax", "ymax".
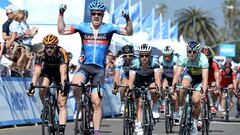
[{"xmin": 114, "ymin": 0, "xmax": 240, "ymax": 27}]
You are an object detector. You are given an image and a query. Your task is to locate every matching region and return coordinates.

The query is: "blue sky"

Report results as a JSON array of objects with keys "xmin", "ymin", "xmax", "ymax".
[{"xmin": 114, "ymin": 0, "xmax": 236, "ymax": 27}]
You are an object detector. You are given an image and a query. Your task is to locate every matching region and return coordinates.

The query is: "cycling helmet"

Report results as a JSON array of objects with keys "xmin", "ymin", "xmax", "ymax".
[
  {"xmin": 138, "ymin": 43, "xmax": 152, "ymax": 53},
  {"xmin": 224, "ymin": 61, "xmax": 232, "ymax": 68},
  {"xmin": 121, "ymin": 45, "xmax": 134, "ymax": 54},
  {"xmin": 162, "ymin": 46, "xmax": 174, "ymax": 56},
  {"xmin": 89, "ymin": 1, "xmax": 106, "ymax": 12},
  {"xmin": 201, "ymin": 46, "xmax": 215, "ymax": 57},
  {"xmin": 68, "ymin": 52, "xmax": 73, "ymax": 59},
  {"xmin": 186, "ymin": 40, "xmax": 201, "ymax": 52},
  {"xmin": 42, "ymin": 34, "xmax": 59, "ymax": 45}
]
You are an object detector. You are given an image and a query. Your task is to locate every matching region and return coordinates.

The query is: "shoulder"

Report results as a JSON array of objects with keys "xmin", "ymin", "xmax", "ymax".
[
  {"xmin": 130, "ymin": 57, "xmax": 140, "ymax": 69},
  {"xmin": 114, "ymin": 56, "xmax": 124, "ymax": 66}
]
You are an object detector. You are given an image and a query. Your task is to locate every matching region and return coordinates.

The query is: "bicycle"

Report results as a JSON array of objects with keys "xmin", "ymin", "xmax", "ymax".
[
  {"xmin": 31, "ymin": 85, "xmax": 62, "ymax": 135},
  {"xmin": 66, "ymin": 82, "xmax": 101, "ymax": 135},
  {"xmin": 112, "ymin": 83, "xmax": 135, "ymax": 135},
  {"xmin": 222, "ymin": 87, "xmax": 230, "ymax": 122},
  {"xmin": 176, "ymin": 85, "xmax": 195, "ymax": 135},
  {"xmin": 235, "ymin": 88, "xmax": 240, "ymax": 113},
  {"xmin": 200, "ymin": 88, "xmax": 211, "ymax": 135},
  {"xmin": 134, "ymin": 85, "xmax": 159, "ymax": 135},
  {"xmin": 164, "ymin": 86, "xmax": 174, "ymax": 133}
]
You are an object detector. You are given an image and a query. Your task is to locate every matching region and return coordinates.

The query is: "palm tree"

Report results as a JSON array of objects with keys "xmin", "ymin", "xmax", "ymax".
[
  {"xmin": 174, "ymin": 7, "xmax": 219, "ymax": 45},
  {"xmin": 155, "ymin": 3, "xmax": 167, "ymax": 16}
]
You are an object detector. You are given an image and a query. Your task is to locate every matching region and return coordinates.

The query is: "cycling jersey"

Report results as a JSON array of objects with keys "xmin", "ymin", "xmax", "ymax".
[
  {"xmin": 220, "ymin": 70, "xmax": 236, "ymax": 87},
  {"xmin": 115, "ymin": 55, "xmax": 137, "ymax": 79},
  {"xmin": 178, "ymin": 53, "xmax": 209, "ymax": 76},
  {"xmin": 208, "ymin": 58, "xmax": 220, "ymax": 84},
  {"xmin": 35, "ymin": 47, "xmax": 68, "ymax": 69},
  {"xmin": 178, "ymin": 53, "xmax": 209, "ymax": 87},
  {"xmin": 71, "ymin": 23, "xmax": 121, "ymax": 68},
  {"xmin": 130, "ymin": 56, "xmax": 160, "ymax": 87},
  {"xmin": 159, "ymin": 55, "xmax": 178, "ymax": 78}
]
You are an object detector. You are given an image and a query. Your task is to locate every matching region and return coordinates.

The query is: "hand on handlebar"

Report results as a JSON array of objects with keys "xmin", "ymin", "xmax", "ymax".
[
  {"xmin": 60, "ymin": 80, "xmax": 69, "ymax": 96},
  {"xmin": 27, "ymin": 83, "xmax": 35, "ymax": 96}
]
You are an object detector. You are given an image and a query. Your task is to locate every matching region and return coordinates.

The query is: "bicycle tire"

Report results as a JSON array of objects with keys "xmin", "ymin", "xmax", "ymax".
[
  {"xmin": 85, "ymin": 96, "xmax": 94, "ymax": 135},
  {"xmin": 165, "ymin": 100, "xmax": 170, "ymax": 133},
  {"xmin": 225, "ymin": 94, "xmax": 229, "ymax": 122},
  {"xmin": 123, "ymin": 98, "xmax": 134, "ymax": 135},
  {"xmin": 201, "ymin": 100, "xmax": 210, "ymax": 135},
  {"xmin": 142, "ymin": 100, "xmax": 153, "ymax": 135},
  {"xmin": 42, "ymin": 93, "xmax": 58, "ymax": 135},
  {"xmin": 74, "ymin": 102, "xmax": 81, "ymax": 135}
]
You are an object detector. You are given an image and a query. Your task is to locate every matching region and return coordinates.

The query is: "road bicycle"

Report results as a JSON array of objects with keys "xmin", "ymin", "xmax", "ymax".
[
  {"xmin": 176, "ymin": 85, "xmax": 195, "ymax": 135},
  {"xmin": 66, "ymin": 82, "xmax": 101, "ymax": 135},
  {"xmin": 112, "ymin": 83, "xmax": 135, "ymax": 135},
  {"xmin": 200, "ymin": 88, "xmax": 211, "ymax": 135},
  {"xmin": 32, "ymin": 85, "xmax": 62, "ymax": 135},
  {"xmin": 164, "ymin": 86, "xmax": 174, "ymax": 133},
  {"xmin": 222, "ymin": 87, "xmax": 230, "ymax": 122}
]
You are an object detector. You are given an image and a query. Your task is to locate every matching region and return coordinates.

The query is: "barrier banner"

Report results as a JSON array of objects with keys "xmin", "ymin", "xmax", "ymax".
[
  {"xmin": 102, "ymin": 76, "xmax": 121, "ymax": 117},
  {"xmin": 0, "ymin": 77, "xmax": 74, "ymax": 126}
]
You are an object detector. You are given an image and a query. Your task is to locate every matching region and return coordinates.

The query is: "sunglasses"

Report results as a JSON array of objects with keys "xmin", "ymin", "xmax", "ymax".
[
  {"xmin": 123, "ymin": 54, "xmax": 133, "ymax": 58},
  {"xmin": 6, "ymin": 12, "xmax": 13, "ymax": 16},
  {"xmin": 91, "ymin": 12, "xmax": 104, "ymax": 16},
  {"xmin": 140, "ymin": 54, "xmax": 150, "ymax": 58},
  {"xmin": 187, "ymin": 50, "xmax": 198, "ymax": 54},
  {"xmin": 45, "ymin": 45, "xmax": 57, "ymax": 50}
]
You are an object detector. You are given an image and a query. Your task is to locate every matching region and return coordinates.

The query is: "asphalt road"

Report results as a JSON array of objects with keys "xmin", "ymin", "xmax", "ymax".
[{"xmin": 1, "ymin": 112, "xmax": 240, "ymax": 135}]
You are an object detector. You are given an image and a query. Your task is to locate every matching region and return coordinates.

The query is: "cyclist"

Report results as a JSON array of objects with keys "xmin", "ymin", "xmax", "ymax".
[
  {"xmin": 27, "ymin": 34, "xmax": 69, "ymax": 135},
  {"xmin": 171, "ymin": 40, "xmax": 209, "ymax": 135},
  {"xmin": 113, "ymin": 44, "xmax": 136, "ymax": 114},
  {"xmin": 159, "ymin": 46, "xmax": 178, "ymax": 120},
  {"xmin": 128, "ymin": 43, "xmax": 161, "ymax": 134},
  {"xmin": 219, "ymin": 61, "xmax": 237, "ymax": 118},
  {"xmin": 57, "ymin": 1, "xmax": 133, "ymax": 134},
  {"xmin": 201, "ymin": 46, "xmax": 220, "ymax": 115}
]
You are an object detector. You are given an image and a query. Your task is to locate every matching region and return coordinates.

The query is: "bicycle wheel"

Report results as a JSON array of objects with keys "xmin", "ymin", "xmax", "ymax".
[
  {"xmin": 85, "ymin": 96, "xmax": 94, "ymax": 135},
  {"xmin": 225, "ymin": 94, "xmax": 229, "ymax": 122},
  {"xmin": 74, "ymin": 102, "xmax": 82, "ymax": 135},
  {"xmin": 142, "ymin": 100, "xmax": 153, "ymax": 135},
  {"xmin": 201, "ymin": 101, "xmax": 210, "ymax": 135},
  {"xmin": 179, "ymin": 104, "xmax": 191, "ymax": 135},
  {"xmin": 165, "ymin": 100, "xmax": 170, "ymax": 133},
  {"xmin": 123, "ymin": 98, "xmax": 134, "ymax": 135},
  {"xmin": 41, "ymin": 100, "xmax": 49, "ymax": 135}
]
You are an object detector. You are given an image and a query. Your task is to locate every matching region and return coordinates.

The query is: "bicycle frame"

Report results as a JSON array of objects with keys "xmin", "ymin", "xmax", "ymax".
[
  {"xmin": 69, "ymin": 83, "xmax": 100, "ymax": 135},
  {"xmin": 34, "ymin": 85, "xmax": 62, "ymax": 135},
  {"xmin": 177, "ymin": 85, "xmax": 195, "ymax": 135}
]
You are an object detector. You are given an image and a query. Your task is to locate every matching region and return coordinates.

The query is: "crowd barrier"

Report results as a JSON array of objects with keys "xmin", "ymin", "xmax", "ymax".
[{"xmin": 0, "ymin": 77, "xmax": 121, "ymax": 127}]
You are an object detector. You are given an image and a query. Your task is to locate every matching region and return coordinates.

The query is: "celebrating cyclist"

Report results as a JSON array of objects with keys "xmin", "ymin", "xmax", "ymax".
[
  {"xmin": 113, "ymin": 44, "xmax": 136, "ymax": 114},
  {"xmin": 58, "ymin": 1, "xmax": 133, "ymax": 134},
  {"xmin": 27, "ymin": 34, "xmax": 69, "ymax": 135},
  {"xmin": 128, "ymin": 43, "xmax": 161, "ymax": 134},
  {"xmin": 171, "ymin": 40, "xmax": 209, "ymax": 135},
  {"xmin": 219, "ymin": 61, "xmax": 237, "ymax": 118},
  {"xmin": 201, "ymin": 46, "xmax": 220, "ymax": 115},
  {"xmin": 159, "ymin": 46, "xmax": 178, "ymax": 119}
]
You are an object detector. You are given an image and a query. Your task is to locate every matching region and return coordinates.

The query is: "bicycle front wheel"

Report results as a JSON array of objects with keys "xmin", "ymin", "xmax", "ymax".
[
  {"xmin": 74, "ymin": 102, "xmax": 82, "ymax": 135},
  {"xmin": 123, "ymin": 98, "xmax": 134, "ymax": 135},
  {"xmin": 201, "ymin": 101, "xmax": 210, "ymax": 135}
]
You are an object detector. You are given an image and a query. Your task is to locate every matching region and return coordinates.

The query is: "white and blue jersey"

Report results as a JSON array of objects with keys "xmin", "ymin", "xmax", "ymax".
[
  {"xmin": 159, "ymin": 55, "xmax": 178, "ymax": 78},
  {"xmin": 73, "ymin": 23, "xmax": 122, "ymax": 68}
]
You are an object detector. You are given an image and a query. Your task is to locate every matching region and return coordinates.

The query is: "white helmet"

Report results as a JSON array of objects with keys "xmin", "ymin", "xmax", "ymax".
[
  {"xmin": 162, "ymin": 46, "xmax": 174, "ymax": 56},
  {"xmin": 138, "ymin": 43, "xmax": 152, "ymax": 53}
]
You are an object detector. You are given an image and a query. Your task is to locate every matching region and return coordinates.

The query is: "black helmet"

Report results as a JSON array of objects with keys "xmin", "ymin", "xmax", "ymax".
[{"xmin": 121, "ymin": 45, "xmax": 134, "ymax": 54}]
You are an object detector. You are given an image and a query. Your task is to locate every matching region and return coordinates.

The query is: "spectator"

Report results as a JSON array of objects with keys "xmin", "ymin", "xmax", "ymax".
[{"xmin": 0, "ymin": 8, "xmax": 13, "ymax": 60}]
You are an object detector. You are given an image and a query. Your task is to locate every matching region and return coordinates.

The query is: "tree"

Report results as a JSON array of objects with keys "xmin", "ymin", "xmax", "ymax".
[
  {"xmin": 174, "ymin": 7, "xmax": 219, "ymax": 46},
  {"xmin": 155, "ymin": 3, "xmax": 167, "ymax": 16}
]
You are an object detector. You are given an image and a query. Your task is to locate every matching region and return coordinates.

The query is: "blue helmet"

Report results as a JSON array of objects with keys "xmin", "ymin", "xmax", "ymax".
[
  {"xmin": 186, "ymin": 40, "xmax": 201, "ymax": 52},
  {"xmin": 89, "ymin": 1, "xmax": 106, "ymax": 12}
]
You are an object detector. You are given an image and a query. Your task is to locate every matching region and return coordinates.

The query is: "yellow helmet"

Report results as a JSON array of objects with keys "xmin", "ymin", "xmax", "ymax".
[{"xmin": 42, "ymin": 34, "xmax": 59, "ymax": 45}]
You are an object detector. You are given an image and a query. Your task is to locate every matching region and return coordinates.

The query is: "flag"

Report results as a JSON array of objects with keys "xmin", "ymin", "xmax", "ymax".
[
  {"xmin": 131, "ymin": 1, "xmax": 141, "ymax": 33},
  {"xmin": 161, "ymin": 20, "xmax": 170, "ymax": 39},
  {"xmin": 112, "ymin": 0, "xmax": 129, "ymax": 25},
  {"xmin": 142, "ymin": 8, "xmax": 154, "ymax": 33},
  {"xmin": 142, "ymin": 8, "xmax": 154, "ymax": 40},
  {"xmin": 153, "ymin": 16, "xmax": 161, "ymax": 40},
  {"xmin": 170, "ymin": 23, "xmax": 178, "ymax": 40},
  {"xmin": 0, "ymin": 0, "xmax": 12, "ymax": 8}
]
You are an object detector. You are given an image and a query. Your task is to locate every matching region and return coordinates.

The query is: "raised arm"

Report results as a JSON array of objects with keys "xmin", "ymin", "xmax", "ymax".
[
  {"xmin": 119, "ymin": 10, "xmax": 133, "ymax": 36},
  {"xmin": 58, "ymin": 4, "xmax": 76, "ymax": 35}
]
